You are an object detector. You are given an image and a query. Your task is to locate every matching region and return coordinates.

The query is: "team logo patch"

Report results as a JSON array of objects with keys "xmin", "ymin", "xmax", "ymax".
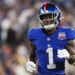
[{"xmin": 58, "ymin": 32, "xmax": 66, "ymax": 40}]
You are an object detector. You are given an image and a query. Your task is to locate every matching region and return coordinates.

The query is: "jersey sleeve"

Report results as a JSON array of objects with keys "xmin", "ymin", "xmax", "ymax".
[
  {"xmin": 67, "ymin": 28, "xmax": 75, "ymax": 40},
  {"xmin": 28, "ymin": 29, "xmax": 34, "ymax": 41}
]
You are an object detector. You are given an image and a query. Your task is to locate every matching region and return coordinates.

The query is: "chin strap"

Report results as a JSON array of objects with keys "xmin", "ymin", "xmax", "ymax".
[{"xmin": 44, "ymin": 24, "xmax": 55, "ymax": 30}]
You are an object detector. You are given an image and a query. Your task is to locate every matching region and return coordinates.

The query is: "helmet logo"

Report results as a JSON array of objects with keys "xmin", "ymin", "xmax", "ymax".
[{"xmin": 44, "ymin": 3, "xmax": 47, "ymax": 12}]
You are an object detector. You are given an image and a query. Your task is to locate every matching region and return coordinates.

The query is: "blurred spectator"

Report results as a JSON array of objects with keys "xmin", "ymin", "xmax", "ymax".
[
  {"xmin": 1, "ymin": 44, "xmax": 16, "ymax": 75},
  {"xmin": 4, "ymin": 0, "xmax": 16, "ymax": 7},
  {"xmin": 0, "ymin": 60, "xmax": 6, "ymax": 75},
  {"xmin": 14, "ymin": 43, "xmax": 32, "ymax": 75},
  {"xmin": 1, "ymin": 16, "xmax": 11, "ymax": 41},
  {"xmin": 6, "ymin": 26, "xmax": 16, "ymax": 48},
  {"xmin": 60, "ymin": 11, "xmax": 73, "ymax": 27},
  {"xmin": 0, "ymin": 25, "xmax": 1, "ymax": 45},
  {"xmin": 1, "ymin": 44, "xmax": 13, "ymax": 63}
]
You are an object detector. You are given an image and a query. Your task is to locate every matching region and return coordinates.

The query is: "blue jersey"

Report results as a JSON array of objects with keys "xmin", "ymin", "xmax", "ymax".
[{"xmin": 28, "ymin": 27, "xmax": 75, "ymax": 75}]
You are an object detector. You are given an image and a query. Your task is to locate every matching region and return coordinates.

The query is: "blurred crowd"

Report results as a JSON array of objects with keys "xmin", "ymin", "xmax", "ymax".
[{"xmin": 0, "ymin": 0, "xmax": 75, "ymax": 75}]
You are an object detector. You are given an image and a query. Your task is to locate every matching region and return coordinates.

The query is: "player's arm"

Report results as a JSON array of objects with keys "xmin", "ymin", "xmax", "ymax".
[
  {"xmin": 29, "ymin": 41, "xmax": 36, "ymax": 63},
  {"xmin": 26, "ymin": 41, "xmax": 37, "ymax": 72},
  {"xmin": 66, "ymin": 39, "xmax": 75, "ymax": 65}
]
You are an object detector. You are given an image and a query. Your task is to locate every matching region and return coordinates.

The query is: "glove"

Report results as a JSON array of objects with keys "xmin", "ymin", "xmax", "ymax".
[
  {"xmin": 57, "ymin": 49, "xmax": 70, "ymax": 59},
  {"xmin": 26, "ymin": 61, "xmax": 37, "ymax": 72}
]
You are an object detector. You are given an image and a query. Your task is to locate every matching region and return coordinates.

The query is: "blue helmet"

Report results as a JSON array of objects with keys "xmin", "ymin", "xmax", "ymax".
[{"xmin": 39, "ymin": 3, "xmax": 60, "ymax": 30}]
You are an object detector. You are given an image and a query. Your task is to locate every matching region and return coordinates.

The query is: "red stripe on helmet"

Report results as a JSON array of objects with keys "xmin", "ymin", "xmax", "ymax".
[{"xmin": 44, "ymin": 3, "xmax": 47, "ymax": 12}]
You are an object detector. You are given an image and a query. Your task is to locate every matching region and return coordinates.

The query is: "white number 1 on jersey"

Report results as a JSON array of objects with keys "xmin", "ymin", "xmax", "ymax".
[{"xmin": 46, "ymin": 48, "xmax": 56, "ymax": 69}]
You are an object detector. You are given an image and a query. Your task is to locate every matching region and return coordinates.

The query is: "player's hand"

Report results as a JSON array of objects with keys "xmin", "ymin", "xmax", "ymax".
[
  {"xmin": 26, "ymin": 61, "xmax": 37, "ymax": 72},
  {"xmin": 57, "ymin": 49, "xmax": 70, "ymax": 59}
]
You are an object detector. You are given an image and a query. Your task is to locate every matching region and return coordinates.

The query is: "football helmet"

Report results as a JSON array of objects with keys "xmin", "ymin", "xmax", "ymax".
[{"xmin": 39, "ymin": 3, "xmax": 60, "ymax": 30}]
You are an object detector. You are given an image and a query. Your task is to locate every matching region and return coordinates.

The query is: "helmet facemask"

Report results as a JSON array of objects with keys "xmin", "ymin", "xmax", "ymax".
[{"xmin": 39, "ymin": 12, "xmax": 59, "ymax": 30}]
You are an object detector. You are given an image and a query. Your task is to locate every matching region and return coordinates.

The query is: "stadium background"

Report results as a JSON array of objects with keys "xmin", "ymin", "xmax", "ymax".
[{"xmin": 0, "ymin": 0, "xmax": 75, "ymax": 75}]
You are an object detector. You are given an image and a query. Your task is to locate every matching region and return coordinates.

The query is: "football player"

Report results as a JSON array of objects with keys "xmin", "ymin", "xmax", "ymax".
[{"xmin": 26, "ymin": 3, "xmax": 75, "ymax": 75}]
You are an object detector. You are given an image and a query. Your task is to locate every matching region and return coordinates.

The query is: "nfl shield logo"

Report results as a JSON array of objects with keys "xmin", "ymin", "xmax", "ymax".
[{"xmin": 58, "ymin": 32, "xmax": 66, "ymax": 40}]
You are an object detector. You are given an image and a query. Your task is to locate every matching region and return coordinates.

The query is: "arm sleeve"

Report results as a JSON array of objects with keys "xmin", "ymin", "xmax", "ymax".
[{"xmin": 67, "ymin": 28, "xmax": 75, "ymax": 40}]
